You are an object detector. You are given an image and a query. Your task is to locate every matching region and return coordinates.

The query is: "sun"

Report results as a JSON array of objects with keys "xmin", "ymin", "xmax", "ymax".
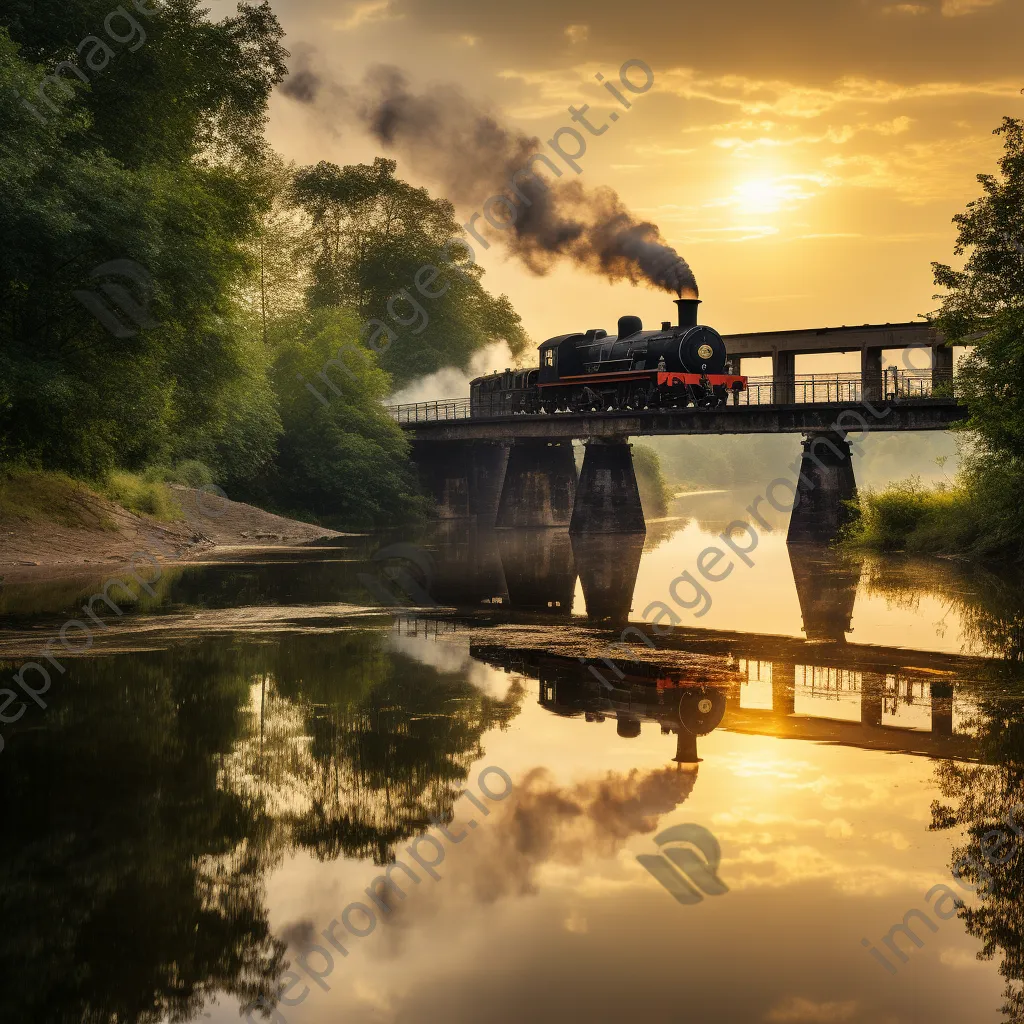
[{"xmin": 733, "ymin": 179, "xmax": 803, "ymax": 214}]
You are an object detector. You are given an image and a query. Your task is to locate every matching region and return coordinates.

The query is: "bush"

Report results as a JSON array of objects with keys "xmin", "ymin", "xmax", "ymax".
[
  {"xmin": 142, "ymin": 460, "xmax": 215, "ymax": 489},
  {"xmin": 844, "ymin": 471, "xmax": 1005, "ymax": 558},
  {"xmin": 632, "ymin": 444, "xmax": 673, "ymax": 518},
  {"xmin": 100, "ymin": 471, "xmax": 183, "ymax": 521}
]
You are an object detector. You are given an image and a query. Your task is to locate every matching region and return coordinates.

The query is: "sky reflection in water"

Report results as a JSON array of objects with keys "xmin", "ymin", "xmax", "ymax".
[{"xmin": 1, "ymin": 497, "xmax": 1023, "ymax": 1023}]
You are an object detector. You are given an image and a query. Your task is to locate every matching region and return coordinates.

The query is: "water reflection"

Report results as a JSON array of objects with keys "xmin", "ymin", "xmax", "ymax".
[
  {"xmin": 495, "ymin": 530, "xmax": 576, "ymax": 615},
  {"xmin": 788, "ymin": 545, "xmax": 861, "ymax": 642},
  {"xmin": 570, "ymin": 532, "xmax": 645, "ymax": 625},
  {"xmin": 0, "ymin": 633, "xmax": 524, "ymax": 1023},
  {"xmin": 4, "ymin": 508, "xmax": 1024, "ymax": 1023}
]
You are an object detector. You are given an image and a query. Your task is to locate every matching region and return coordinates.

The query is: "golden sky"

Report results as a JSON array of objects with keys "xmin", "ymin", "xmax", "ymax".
[{"xmin": 264, "ymin": 0, "xmax": 1023, "ymax": 345}]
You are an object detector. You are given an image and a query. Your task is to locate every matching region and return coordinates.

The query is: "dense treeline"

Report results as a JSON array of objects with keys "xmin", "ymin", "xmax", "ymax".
[
  {"xmin": 849, "ymin": 118, "xmax": 1024, "ymax": 561},
  {"xmin": 0, "ymin": 1, "xmax": 526, "ymax": 526}
]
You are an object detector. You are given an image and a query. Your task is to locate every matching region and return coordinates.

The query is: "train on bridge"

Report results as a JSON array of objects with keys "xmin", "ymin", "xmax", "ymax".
[{"xmin": 470, "ymin": 297, "xmax": 748, "ymax": 415}]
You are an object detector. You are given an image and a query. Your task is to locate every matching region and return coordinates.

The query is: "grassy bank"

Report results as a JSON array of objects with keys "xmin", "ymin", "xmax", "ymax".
[
  {"xmin": 0, "ymin": 466, "xmax": 186, "ymax": 529},
  {"xmin": 846, "ymin": 464, "xmax": 1024, "ymax": 563}
]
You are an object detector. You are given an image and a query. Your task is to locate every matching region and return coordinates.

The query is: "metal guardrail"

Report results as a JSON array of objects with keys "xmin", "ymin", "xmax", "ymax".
[
  {"xmin": 387, "ymin": 398, "xmax": 473, "ymax": 424},
  {"xmin": 736, "ymin": 369, "xmax": 954, "ymax": 407},
  {"xmin": 385, "ymin": 369, "xmax": 957, "ymax": 423}
]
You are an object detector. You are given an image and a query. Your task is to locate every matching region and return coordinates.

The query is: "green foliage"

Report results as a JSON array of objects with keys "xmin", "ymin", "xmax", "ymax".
[
  {"xmin": 852, "ymin": 118, "xmax": 1024, "ymax": 562},
  {"xmin": 143, "ymin": 459, "xmax": 215, "ymax": 488},
  {"xmin": 0, "ymin": 466, "xmax": 111, "ymax": 529},
  {"xmin": 256, "ymin": 308, "xmax": 430, "ymax": 528},
  {"xmin": 0, "ymin": 17, "xmax": 285, "ymax": 479},
  {"xmin": 101, "ymin": 470, "xmax": 183, "ymax": 520},
  {"xmin": 0, "ymin": 7, "xmax": 530, "ymax": 528},
  {"xmin": 845, "ymin": 477, "xmax": 963, "ymax": 551},
  {"xmin": 632, "ymin": 443, "xmax": 672, "ymax": 517},
  {"xmin": 290, "ymin": 157, "xmax": 529, "ymax": 386},
  {"xmin": 847, "ymin": 459, "xmax": 1024, "ymax": 561}
]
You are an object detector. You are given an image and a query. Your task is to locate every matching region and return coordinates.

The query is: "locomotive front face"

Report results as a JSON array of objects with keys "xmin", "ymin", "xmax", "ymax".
[{"xmin": 676, "ymin": 325, "xmax": 727, "ymax": 375}]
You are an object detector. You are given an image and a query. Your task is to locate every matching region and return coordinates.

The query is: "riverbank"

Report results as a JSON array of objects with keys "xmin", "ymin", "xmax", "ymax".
[
  {"xmin": 846, "ymin": 468, "xmax": 1024, "ymax": 564},
  {"xmin": 0, "ymin": 471, "xmax": 346, "ymax": 583}
]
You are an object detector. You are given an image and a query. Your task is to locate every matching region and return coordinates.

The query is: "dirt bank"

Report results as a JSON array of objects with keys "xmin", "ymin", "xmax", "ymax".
[{"xmin": 0, "ymin": 481, "xmax": 346, "ymax": 583}]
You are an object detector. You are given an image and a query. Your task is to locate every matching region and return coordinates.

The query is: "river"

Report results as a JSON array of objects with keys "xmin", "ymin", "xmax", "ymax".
[{"xmin": 2, "ymin": 489, "xmax": 1023, "ymax": 1023}]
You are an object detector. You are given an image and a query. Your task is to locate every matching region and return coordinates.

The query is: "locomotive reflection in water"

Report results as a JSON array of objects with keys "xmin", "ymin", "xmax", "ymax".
[{"xmin": 470, "ymin": 296, "xmax": 748, "ymax": 416}]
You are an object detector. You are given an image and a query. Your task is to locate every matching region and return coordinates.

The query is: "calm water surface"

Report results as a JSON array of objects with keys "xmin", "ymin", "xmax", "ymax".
[{"xmin": 2, "ymin": 490, "xmax": 1024, "ymax": 1023}]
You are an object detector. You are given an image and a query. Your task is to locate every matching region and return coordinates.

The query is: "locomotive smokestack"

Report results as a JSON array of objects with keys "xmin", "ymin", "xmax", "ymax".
[{"xmin": 675, "ymin": 298, "xmax": 701, "ymax": 329}]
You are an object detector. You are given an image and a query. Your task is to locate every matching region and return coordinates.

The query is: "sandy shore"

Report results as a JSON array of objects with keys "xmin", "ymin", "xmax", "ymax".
[{"xmin": 0, "ymin": 484, "xmax": 348, "ymax": 583}]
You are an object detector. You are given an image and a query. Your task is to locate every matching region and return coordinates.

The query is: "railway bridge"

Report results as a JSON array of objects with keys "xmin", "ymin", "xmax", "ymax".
[{"xmin": 388, "ymin": 322, "xmax": 967, "ymax": 542}]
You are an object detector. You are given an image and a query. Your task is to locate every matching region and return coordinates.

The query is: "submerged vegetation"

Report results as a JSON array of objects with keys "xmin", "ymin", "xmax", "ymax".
[
  {"xmin": 849, "ymin": 118, "xmax": 1024, "ymax": 563},
  {"xmin": 0, "ymin": 4, "xmax": 525, "ymax": 529}
]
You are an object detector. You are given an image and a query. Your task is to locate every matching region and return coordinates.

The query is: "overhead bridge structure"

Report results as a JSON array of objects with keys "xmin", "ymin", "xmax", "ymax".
[{"xmin": 387, "ymin": 322, "xmax": 968, "ymax": 542}]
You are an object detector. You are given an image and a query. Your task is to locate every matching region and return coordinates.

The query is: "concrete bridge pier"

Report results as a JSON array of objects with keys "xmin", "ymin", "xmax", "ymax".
[
  {"xmin": 771, "ymin": 662, "xmax": 797, "ymax": 716},
  {"xmin": 931, "ymin": 682, "xmax": 954, "ymax": 736},
  {"xmin": 772, "ymin": 350, "xmax": 795, "ymax": 404},
  {"xmin": 861, "ymin": 672, "xmax": 885, "ymax": 727},
  {"xmin": 787, "ymin": 431, "xmax": 858, "ymax": 545},
  {"xmin": 413, "ymin": 441, "xmax": 510, "ymax": 523},
  {"xmin": 569, "ymin": 438, "xmax": 646, "ymax": 534},
  {"xmin": 495, "ymin": 439, "xmax": 577, "ymax": 528}
]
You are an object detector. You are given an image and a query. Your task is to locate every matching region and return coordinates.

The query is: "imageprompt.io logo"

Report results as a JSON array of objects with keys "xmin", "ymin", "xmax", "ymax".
[
  {"xmin": 637, "ymin": 823, "xmax": 729, "ymax": 905},
  {"xmin": 74, "ymin": 258, "xmax": 159, "ymax": 338},
  {"xmin": 357, "ymin": 542, "xmax": 438, "ymax": 607}
]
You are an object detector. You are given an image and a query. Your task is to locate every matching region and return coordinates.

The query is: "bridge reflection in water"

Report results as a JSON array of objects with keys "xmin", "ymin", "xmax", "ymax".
[{"xmin": 412, "ymin": 525, "xmax": 984, "ymax": 767}]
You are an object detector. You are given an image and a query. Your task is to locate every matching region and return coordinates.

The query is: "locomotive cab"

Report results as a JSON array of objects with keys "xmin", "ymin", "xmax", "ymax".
[{"xmin": 538, "ymin": 333, "xmax": 585, "ymax": 385}]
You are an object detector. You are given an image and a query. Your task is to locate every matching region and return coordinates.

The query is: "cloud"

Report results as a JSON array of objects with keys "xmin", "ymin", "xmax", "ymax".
[
  {"xmin": 564, "ymin": 23, "xmax": 589, "ymax": 43},
  {"xmin": 328, "ymin": 0, "xmax": 397, "ymax": 31},
  {"xmin": 939, "ymin": 946, "xmax": 985, "ymax": 968},
  {"xmin": 765, "ymin": 996, "xmax": 858, "ymax": 1022},
  {"xmin": 941, "ymin": 0, "xmax": 1003, "ymax": 15},
  {"xmin": 459, "ymin": 765, "xmax": 700, "ymax": 903},
  {"xmin": 659, "ymin": 68, "xmax": 1020, "ymax": 119}
]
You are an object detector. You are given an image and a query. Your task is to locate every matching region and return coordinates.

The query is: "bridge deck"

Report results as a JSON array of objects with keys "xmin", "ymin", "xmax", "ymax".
[
  {"xmin": 397, "ymin": 398, "xmax": 965, "ymax": 441},
  {"xmin": 388, "ymin": 370, "xmax": 966, "ymax": 441}
]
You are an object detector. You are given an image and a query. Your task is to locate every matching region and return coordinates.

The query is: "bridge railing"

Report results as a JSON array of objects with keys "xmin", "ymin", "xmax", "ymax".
[
  {"xmin": 385, "ymin": 368, "xmax": 956, "ymax": 422},
  {"xmin": 736, "ymin": 368, "xmax": 954, "ymax": 406},
  {"xmin": 387, "ymin": 398, "xmax": 473, "ymax": 423}
]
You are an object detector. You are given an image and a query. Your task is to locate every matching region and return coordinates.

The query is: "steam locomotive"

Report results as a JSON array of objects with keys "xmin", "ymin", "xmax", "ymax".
[{"xmin": 470, "ymin": 298, "xmax": 747, "ymax": 416}]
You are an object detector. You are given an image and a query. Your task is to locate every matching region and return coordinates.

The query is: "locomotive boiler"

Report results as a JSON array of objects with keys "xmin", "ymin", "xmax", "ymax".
[{"xmin": 470, "ymin": 297, "xmax": 747, "ymax": 416}]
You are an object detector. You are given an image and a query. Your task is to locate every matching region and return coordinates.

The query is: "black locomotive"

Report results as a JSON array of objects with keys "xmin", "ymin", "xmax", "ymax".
[{"xmin": 470, "ymin": 297, "xmax": 747, "ymax": 416}]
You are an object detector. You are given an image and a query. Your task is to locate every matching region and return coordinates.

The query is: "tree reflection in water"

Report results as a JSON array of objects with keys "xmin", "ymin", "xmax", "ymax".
[
  {"xmin": 867, "ymin": 557, "xmax": 1024, "ymax": 1021},
  {"xmin": 0, "ymin": 630, "xmax": 523, "ymax": 1023}
]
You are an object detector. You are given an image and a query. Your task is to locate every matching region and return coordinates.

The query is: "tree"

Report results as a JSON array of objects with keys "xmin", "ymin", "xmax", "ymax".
[
  {"xmin": 926, "ymin": 118, "xmax": 1024, "ymax": 560},
  {"xmin": 261, "ymin": 307, "xmax": 429, "ymax": 527},
  {"xmin": 290, "ymin": 157, "xmax": 529, "ymax": 386},
  {"xmin": 0, "ymin": 6, "xmax": 287, "ymax": 479},
  {"xmin": 239, "ymin": 154, "xmax": 308, "ymax": 343}
]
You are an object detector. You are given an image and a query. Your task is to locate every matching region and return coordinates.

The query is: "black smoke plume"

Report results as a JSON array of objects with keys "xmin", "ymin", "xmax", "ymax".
[{"xmin": 283, "ymin": 60, "xmax": 698, "ymax": 297}]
